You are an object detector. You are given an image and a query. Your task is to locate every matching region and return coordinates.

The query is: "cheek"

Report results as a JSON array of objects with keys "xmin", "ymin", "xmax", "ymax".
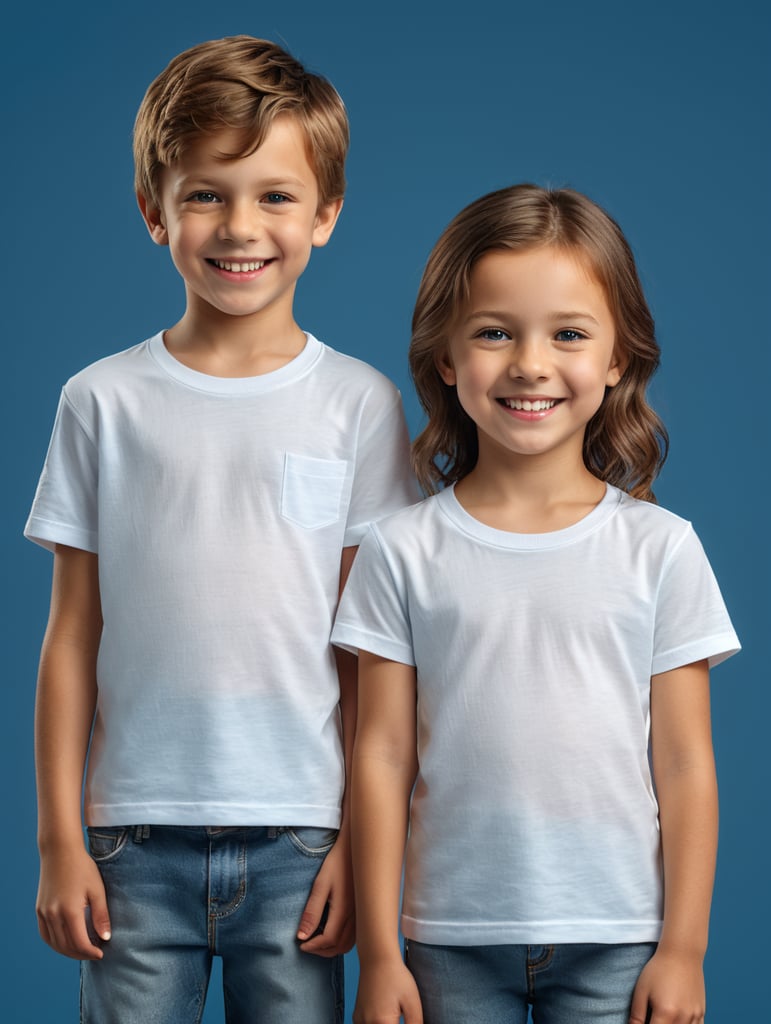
[
  {"xmin": 570, "ymin": 359, "xmax": 616, "ymax": 397},
  {"xmin": 284, "ymin": 213, "xmax": 319, "ymax": 242},
  {"xmin": 454, "ymin": 365, "xmax": 491, "ymax": 403},
  {"xmin": 167, "ymin": 221, "xmax": 202, "ymax": 254}
]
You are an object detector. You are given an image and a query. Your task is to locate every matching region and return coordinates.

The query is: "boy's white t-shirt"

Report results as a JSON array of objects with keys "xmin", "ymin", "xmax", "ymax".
[
  {"xmin": 331, "ymin": 484, "xmax": 739, "ymax": 945},
  {"xmin": 26, "ymin": 332, "xmax": 418, "ymax": 827}
]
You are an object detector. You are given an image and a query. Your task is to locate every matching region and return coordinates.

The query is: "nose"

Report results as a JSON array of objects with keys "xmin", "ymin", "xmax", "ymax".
[
  {"xmin": 217, "ymin": 199, "xmax": 261, "ymax": 245},
  {"xmin": 508, "ymin": 337, "xmax": 549, "ymax": 382}
]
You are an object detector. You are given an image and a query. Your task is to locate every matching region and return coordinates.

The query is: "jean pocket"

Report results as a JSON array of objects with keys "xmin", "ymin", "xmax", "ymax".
[
  {"xmin": 86, "ymin": 826, "xmax": 129, "ymax": 863},
  {"xmin": 280, "ymin": 453, "xmax": 347, "ymax": 529},
  {"xmin": 283, "ymin": 827, "xmax": 339, "ymax": 857}
]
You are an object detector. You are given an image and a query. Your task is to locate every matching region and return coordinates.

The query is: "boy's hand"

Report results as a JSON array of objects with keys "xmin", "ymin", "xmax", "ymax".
[
  {"xmin": 37, "ymin": 844, "xmax": 111, "ymax": 960},
  {"xmin": 297, "ymin": 835, "xmax": 354, "ymax": 956},
  {"xmin": 353, "ymin": 960, "xmax": 424, "ymax": 1024},
  {"xmin": 629, "ymin": 947, "xmax": 706, "ymax": 1024}
]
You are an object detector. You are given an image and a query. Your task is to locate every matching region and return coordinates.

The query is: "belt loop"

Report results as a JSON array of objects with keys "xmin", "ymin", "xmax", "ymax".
[
  {"xmin": 267, "ymin": 827, "xmax": 278, "ymax": 839},
  {"xmin": 133, "ymin": 824, "xmax": 151, "ymax": 843}
]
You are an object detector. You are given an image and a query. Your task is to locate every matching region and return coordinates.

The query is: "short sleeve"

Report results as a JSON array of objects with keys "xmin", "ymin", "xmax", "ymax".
[
  {"xmin": 332, "ymin": 525, "xmax": 415, "ymax": 665},
  {"xmin": 652, "ymin": 524, "xmax": 740, "ymax": 674},
  {"xmin": 343, "ymin": 387, "xmax": 419, "ymax": 547},
  {"xmin": 24, "ymin": 390, "xmax": 99, "ymax": 553}
]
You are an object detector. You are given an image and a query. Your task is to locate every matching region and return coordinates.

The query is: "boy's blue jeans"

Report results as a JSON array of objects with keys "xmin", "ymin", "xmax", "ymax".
[
  {"xmin": 406, "ymin": 938, "xmax": 657, "ymax": 1023},
  {"xmin": 80, "ymin": 825, "xmax": 343, "ymax": 1024}
]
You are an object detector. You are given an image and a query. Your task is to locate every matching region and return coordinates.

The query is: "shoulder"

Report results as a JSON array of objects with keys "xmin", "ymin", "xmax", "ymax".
[
  {"xmin": 314, "ymin": 339, "xmax": 403, "ymax": 400},
  {"xmin": 365, "ymin": 492, "xmax": 445, "ymax": 552},
  {"xmin": 349, "ymin": 496, "xmax": 442, "ymax": 596},
  {"xmin": 606, "ymin": 488, "xmax": 720, "ymax": 582},
  {"xmin": 63, "ymin": 337, "xmax": 157, "ymax": 404},
  {"xmin": 613, "ymin": 487, "xmax": 693, "ymax": 542}
]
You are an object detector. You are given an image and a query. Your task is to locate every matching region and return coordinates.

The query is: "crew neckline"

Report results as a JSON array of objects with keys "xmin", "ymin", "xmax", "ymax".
[
  {"xmin": 147, "ymin": 331, "xmax": 322, "ymax": 395},
  {"xmin": 436, "ymin": 482, "xmax": 622, "ymax": 550}
]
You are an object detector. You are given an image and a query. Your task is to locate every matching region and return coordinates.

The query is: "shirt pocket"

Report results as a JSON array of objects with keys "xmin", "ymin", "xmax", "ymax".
[{"xmin": 280, "ymin": 453, "xmax": 348, "ymax": 530}]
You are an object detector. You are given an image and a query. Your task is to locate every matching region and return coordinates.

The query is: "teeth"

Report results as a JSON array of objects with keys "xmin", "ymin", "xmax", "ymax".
[
  {"xmin": 213, "ymin": 259, "xmax": 265, "ymax": 272},
  {"xmin": 504, "ymin": 398, "xmax": 557, "ymax": 411}
]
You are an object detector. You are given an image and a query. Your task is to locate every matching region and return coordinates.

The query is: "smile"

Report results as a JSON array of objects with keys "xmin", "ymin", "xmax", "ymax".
[
  {"xmin": 500, "ymin": 398, "xmax": 558, "ymax": 412},
  {"xmin": 209, "ymin": 259, "xmax": 267, "ymax": 272}
]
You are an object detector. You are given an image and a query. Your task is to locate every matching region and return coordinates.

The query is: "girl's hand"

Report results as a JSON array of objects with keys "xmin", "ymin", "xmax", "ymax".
[
  {"xmin": 297, "ymin": 835, "xmax": 355, "ymax": 957},
  {"xmin": 37, "ymin": 843, "xmax": 111, "ymax": 960},
  {"xmin": 353, "ymin": 960, "xmax": 423, "ymax": 1024},
  {"xmin": 629, "ymin": 947, "xmax": 706, "ymax": 1024}
]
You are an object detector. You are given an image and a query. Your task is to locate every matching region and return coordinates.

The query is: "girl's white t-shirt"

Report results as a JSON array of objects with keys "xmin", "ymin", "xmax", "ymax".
[
  {"xmin": 26, "ymin": 332, "xmax": 418, "ymax": 827},
  {"xmin": 332, "ymin": 484, "xmax": 739, "ymax": 944}
]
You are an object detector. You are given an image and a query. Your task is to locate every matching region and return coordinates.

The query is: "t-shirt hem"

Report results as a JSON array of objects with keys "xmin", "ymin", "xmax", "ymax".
[
  {"xmin": 343, "ymin": 521, "xmax": 371, "ymax": 547},
  {"xmin": 331, "ymin": 623, "xmax": 415, "ymax": 665},
  {"xmin": 86, "ymin": 804, "xmax": 342, "ymax": 828},
  {"xmin": 24, "ymin": 516, "xmax": 97, "ymax": 554},
  {"xmin": 401, "ymin": 915, "xmax": 663, "ymax": 945},
  {"xmin": 651, "ymin": 632, "xmax": 740, "ymax": 674}
]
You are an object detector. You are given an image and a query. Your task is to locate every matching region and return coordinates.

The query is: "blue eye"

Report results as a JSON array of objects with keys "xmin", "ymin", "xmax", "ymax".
[
  {"xmin": 264, "ymin": 192, "xmax": 290, "ymax": 204},
  {"xmin": 555, "ymin": 329, "xmax": 585, "ymax": 343},
  {"xmin": 478, "ymin": 328, "xmax": 509, "ymax": 342},
  {"xmin": 190, "ymin": 191, "xmax": 219, "ymax": 204}
]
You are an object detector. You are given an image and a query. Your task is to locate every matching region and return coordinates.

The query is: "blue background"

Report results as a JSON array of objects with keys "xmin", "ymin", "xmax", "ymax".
[{"xmin": 3, "ymin": 1, "xmax": 768, "ymax": 1019}]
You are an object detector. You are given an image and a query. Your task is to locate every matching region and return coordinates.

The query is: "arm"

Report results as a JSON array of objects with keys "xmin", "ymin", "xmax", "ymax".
[
  {"xmin": 35, "ymin": 545, "xmax": 109, "ymax": 960},
  {"xmin": 298, "ymin": 546, "xmax": 359, "ymax": 955},
  {"xmin": 629, "ymin": 659, "xmax": 717, "ymax": 1024},
  {"xmin": 352, "ymin": 652, "xmax": 422, "ymax": 1024}
]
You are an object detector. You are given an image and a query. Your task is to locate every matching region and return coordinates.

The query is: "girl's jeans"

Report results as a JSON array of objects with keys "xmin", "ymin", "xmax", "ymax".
[
  {"xmin": 80, "ymin": 825, "xmax": 343, "ymax": 1024},
  {"xmin": 406, "ymin": 938, "xmax": 657, "ymax": 1024}
]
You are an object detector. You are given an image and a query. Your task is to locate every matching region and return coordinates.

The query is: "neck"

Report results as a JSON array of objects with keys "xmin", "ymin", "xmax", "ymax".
[
  {"xmin": 454, "ymin": 449, "xmax": 607, "ymax": 534},
  {"xmin": 163, "ymin": 298, "xmax": 306, "ymax": 377}
]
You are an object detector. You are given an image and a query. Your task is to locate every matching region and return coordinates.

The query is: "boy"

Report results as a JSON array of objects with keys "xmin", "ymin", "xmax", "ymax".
[{"xmin": 25, "ymin": 35, "xmax": 416, "ymax": 1024}]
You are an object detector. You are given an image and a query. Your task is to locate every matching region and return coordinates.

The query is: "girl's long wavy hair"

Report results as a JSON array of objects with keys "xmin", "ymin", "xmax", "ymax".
[{"xmin": 409, "ymin": 184, "xmax": 668, "ymax": 502}]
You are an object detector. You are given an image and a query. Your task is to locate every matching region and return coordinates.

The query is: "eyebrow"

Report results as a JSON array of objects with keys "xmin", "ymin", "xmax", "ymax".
[
  {"xmin": 549, "ymin": 311, "xmax": 601, "ymax": 325},
  {"xmin": 171, "ymin": 174, "xmax": 309, "ymax": 195},
  {"xmin": 463, "ymin": 309, "xmax": 601, "ymax": 326},
  {"xmin": 253, "ymin": 176, "xmax": 309, "ymax": 189}
]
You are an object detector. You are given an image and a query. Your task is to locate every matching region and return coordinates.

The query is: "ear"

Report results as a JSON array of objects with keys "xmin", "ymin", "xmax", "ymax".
[
  {"xmin": 137, "ymin": 192, "xmax": 169, "ymax": 247},
  {"xmin": 435, "ymin": 347, "xmax": 457, "ymax": 387},
  {"xmin": 605, "ymin": 346, "xmax": 628, "ymax": 388},
  {"xmin": 312, "ymin": 198, "xmax": 344, "ymax": 248}
]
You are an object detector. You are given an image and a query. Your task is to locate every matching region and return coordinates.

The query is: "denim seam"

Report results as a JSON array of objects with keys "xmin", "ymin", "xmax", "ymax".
[
  {"xmin": 207, "ymin": 840, "xmax": 247, "ymax": 952},
  {"xmin": 526, "ymin": 945, "xmax": 555, "ymax": 1002}
]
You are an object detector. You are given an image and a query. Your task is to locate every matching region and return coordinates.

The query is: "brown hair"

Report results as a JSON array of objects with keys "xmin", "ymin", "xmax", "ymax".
[
  {"xmin": 133, "ymin": 35, "xmax": 349, "ymax": 209},
  {"xmin": 409, "ymin": 184, "xmax": 668, "ymax": 502}
]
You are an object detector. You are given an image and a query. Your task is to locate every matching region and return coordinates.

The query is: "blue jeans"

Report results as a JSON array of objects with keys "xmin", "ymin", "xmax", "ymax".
[
  {"xmin": 406, "ymin": 940, "xmax": 657, "ymax": 1024},
  {"xmin": 81, "ymin": 825, "xmax": 344, "ymax": 1024}
]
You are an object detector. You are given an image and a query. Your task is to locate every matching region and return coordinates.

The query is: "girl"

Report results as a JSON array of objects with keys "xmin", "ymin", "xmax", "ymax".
[{"xmin": 332, "ymin": 185, "xmax": 739, "ymax": 1024}]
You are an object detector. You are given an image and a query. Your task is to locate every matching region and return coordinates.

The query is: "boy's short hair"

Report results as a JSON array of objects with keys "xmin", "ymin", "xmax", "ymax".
[{"xmin": 134, "ymin": 35, "xmax": 349, "ymax": 209}]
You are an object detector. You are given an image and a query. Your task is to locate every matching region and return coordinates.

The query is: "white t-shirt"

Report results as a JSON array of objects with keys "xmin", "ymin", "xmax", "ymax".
[
  {"xmin": 26, "ymin": 332, "xmax": 418, "ymax": 827},
  {"xmin": 332, "ymin": 484, "xmax": 739, "ymax": 945}
]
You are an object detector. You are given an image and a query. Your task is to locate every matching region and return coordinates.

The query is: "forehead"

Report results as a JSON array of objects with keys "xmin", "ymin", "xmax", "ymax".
[
  {"xmin": 163, "ymin": 116, "xmax": 318, "ymax": 186},
  {"xmin": 466, "ymin": 246, "xmax": 610, "ymax": 314}
]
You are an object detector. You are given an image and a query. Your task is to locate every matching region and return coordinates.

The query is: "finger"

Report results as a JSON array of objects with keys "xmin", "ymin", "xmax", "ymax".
[
  {"xmin": 38, "ymin": 909, "xmax": 74, "ymax": 958},
  {"xmin": 67, "ymin": 910, "xmax": 105, "ymax": 960},
  {"xmin": 628, "ymin": 984, "xmax": 649, "ymax": 1024},
  {"xmin": 59, "ymin": 902, "xmax": 105, "ymax": 960},
  {"xmin": 300, "ymin": 904, "xmax": 354, "ymax": 955},
  {"xmin": 296, "ymin": 886, "xmax": 327, "ymax": 941},
  {"xmin": 37, "ymin": 910, "xmax": 53, "ymax": 949},
  {"xmin": 404, "ymin": 999, "xmax": 425, "ymax": 1024},
  {"xmin": 299, "ymin": 940, "xmax": 340, "ymax": 957},
  {"xmin": 87, "ymin": 888, "xmax": 112, "ymax": 943},
  {"xmin": 300, "ymin": 923, "xmax": 354, "ymax": 956},
  {"xmin": 41, "ymin": 910, "xmax": 97, "ymax": 960},
  {"xmin": 306, "ymin": 895, "xmax": 344, "ymax": 943}
]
